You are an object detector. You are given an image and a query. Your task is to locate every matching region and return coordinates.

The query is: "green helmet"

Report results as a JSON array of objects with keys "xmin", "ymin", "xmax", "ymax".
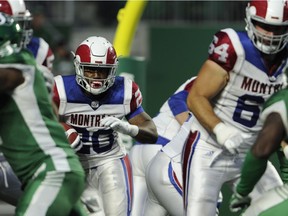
[{"xmin": 0, "ymin": 12, "xmax": 22, "ymax": 57}]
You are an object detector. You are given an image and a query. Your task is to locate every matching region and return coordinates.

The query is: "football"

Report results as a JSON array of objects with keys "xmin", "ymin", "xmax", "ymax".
[{"xmin": 60, "ymin": 122, "xmax": 82, "ymax": 151}]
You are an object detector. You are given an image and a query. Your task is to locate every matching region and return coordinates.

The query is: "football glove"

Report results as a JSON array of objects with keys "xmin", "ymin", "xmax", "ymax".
[
  {"xmin": 213, "ymin": 122, "xmax": 243, "ymax": 154},
  {"xmin": 100, "ymin": 116, "xmax": 139, "ymax": 137},
  {"xmin": 229, "ymin": 191, "xmax": 251, "ymax": 212}
]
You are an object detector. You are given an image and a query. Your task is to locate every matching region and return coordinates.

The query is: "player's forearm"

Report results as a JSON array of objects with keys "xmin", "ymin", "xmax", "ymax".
[
  {"xmin": 0, "ymin": 68, "xmax": 24, "ymax": 93},
  {"xmin": 236, "ymin": 150, "xmax": 267, "ymax": 196},
  {"xmin": 168, "ymin": 90, "xmax": 189, "ymax": 118},
  {"xmin": 175, "ymin": 111, "xmax": 190, "ymax": 125},
  {"xmin": 134, "ymin": 120, "xmax": 158, "ymax": 144},
  {"xmin": 187, "ymin": 95, "xmax": 221, "ymax": 132}
]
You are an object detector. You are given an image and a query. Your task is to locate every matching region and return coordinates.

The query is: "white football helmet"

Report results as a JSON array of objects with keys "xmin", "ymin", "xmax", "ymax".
[
  {"xmin": 245, "ymin": 0, "xmax": 288, "ymax": 54},
  {"xmin": 73, "ymin": 36, "xmax": 118, "ymax": 95},
  {"xmin": 0, "ymin": 0, "xmax": 33, "ymax": 47}
]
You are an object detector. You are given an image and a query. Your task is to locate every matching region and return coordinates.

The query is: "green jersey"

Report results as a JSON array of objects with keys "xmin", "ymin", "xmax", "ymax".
[
  {"xmin": 236, "ymin": 88, "xmax": 288, "ymax": 196},
  {"xmin": 0, "ymin": 49, "xmax": 83, "ymax": 185},
  {"xmin": 261, "ymin": 88, "xmax": 288, "ymax": 183},
  {"xmin": 261, "ymin": 88, "xmax": 288, "ymax": 134}
]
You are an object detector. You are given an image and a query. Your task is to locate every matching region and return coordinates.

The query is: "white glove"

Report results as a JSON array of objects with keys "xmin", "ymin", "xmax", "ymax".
[
  {"xmin": 213, "ymin": 122, "xmax": 243, "ymax": 154},
  {"xmin": 100, "ymin": 116, "xmax": 139, "ymax": 137}
]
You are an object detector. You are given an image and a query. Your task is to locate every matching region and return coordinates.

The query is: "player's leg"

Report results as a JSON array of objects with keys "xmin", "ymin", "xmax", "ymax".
[
  {"xmin": 144, "ymin": 151, "xmax": 183, "ymax": 216},
  {"xmin": 69, "ymin": 199, "xmax": 90, "ymax": 216},
  {"xmin": 0, "ymin": 158, "xmax": 22, "ymax": 206},
  {"xmin": 242, "ymin": 185, "xmax": 288, "ymax": 216},
  {"xmin": 248, "ymin": 161, "xmax": 283, "ymax": 202},
  {"xmin": 129, "ymin": 144, "xmax": 162, "ymax": 216},
  {"xmin": 216, "ymin": 191, "xmax": 223, "ymax": 216},
  {"xmin": 258, "ymin": 199, "xmax": 288, "ymax": 216},
  {"xmin": 182, "ymin": 136, "xmax": 224, "ymax": 216},
  {"xmin": 81, "ymin": 171, "xmax": 105, "ymax": 216},
  {"xmin": 15, "ymin": 169, "xmax": 86, "ymax": 216},
  {"xmin": 143, "ymin": 153, "xmax": 169, "ymax": 216},
  {"xmin": 99, "ymin": 155, "xmax": 133, "ymax": 216},
  {"xmin": 142, "ymin": 190, "xmax": 168, "ymax": 216}
]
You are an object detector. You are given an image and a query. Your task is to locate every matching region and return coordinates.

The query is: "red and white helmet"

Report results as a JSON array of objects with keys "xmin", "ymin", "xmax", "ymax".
[
  {"xmin": 245, "ymin": 0, "xmax": 288, "ymax": 54},
  {"xmin": 0, "ymin": 0, "xmax": 32, "ymax": 47},
  {"xmin": 73, "ymin": 36, "xmax": 118, "ymax": 95}
]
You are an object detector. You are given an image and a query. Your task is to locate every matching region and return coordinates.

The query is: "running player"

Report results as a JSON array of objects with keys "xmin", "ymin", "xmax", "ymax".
[
  {"xmin": 0, "ymin": 0, "xmax": 55, "ymax": 206},
  {"xmin": 0, "ymin": 12, "xmax": 87, "ymax": 216},
  {"xmin": 53, "ymin": 36, "xmax": 158, "ymax": 216}
]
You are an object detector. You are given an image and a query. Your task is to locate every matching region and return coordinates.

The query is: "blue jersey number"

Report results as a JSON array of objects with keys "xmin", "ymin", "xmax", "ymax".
[{"xmin": 232, "ymin": 94, "xmax": 264, "ymax": 128}]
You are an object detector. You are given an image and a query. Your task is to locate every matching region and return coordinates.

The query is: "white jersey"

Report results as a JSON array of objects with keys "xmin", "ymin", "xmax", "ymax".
[
  {"xmin": 27, "ymin": 37, "xmax": 54, "ymax": 71},
  {"xmin": 153, "ymin": 76, "xmax": 196, "ymax": 144},
  {"xmin": 130, "ymin": 77, "xmax": 196, "ymax": 216},
  {"xmin": 192, "ymin": 28, "xmax": 287, "ymax": 148},
  {"xmin": 53, "ymin": 75, "xmax": 144, "ymax": 169},
  {"xmin": 182, "ymin": 28, "xmax": 285, "ymax": 216}
]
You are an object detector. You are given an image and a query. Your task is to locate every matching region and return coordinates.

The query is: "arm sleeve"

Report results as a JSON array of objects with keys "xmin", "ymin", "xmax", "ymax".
[
  {"xmin": 236, "ymin": 150, "xmax": 267, "ymax": 196},
  {"xmin": 126, "ymin": 81, "xmax": 144, "ymax": 120},
  {"xmin": 277, "ymin": 149, "xmax": 288, "ymax": 184},
  {"xmin": 52, "ymin": 83, "xmax": 60, "ymax": 108},
  {"xmin": 168, "ymin": 90, "xmax": 189, "ymax": 116},
  {"xmin": 208, "ymin": 29, "xmax": 238, "ymax": 72}
]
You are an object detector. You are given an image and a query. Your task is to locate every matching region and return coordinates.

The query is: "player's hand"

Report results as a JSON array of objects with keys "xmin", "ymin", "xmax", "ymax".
[
  {"xmin": 229, "ymin": 191, "xmax": 251, "ymax": 212},
  {"xmin": 70, "ymin": 138, "xmax": 82, "ymax": 152},
  {"xmin": 223, "ymin": 134, "xmax": 244, "ymax": 154},
  {"xmin": 213, "ymin": 122, "xmax": 243, "ymax": 154},
  {"xmin": 101, "ymin": 116, "xmax": 139, "ymax": 137}
]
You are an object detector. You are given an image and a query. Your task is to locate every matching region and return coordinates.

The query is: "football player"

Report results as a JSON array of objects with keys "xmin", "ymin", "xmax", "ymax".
[
  {"xmin": 0, "ymin": 0, "xmax": 55, "ymax": 91},
  {"xmin": 53, "ymin": 36, "xmax": 158, "ymax": 216},
  {"xmin": 130, "ymin": 77, "xmax": 194, "ymax": 216},
  {"xmin": 230, "ymin": 88, "xmax": 288, "ymax": 216},
  {"xmin": 0, "ymin": 12, "xmax": 87, "ymax": 216},
  {"xmin": 0, "ymin": 0, "xmax": 55, "ymax": 206},
  {"xmin": 183, "ymin": 1, "xmax": 287, "ymax": 215},
  {"xmin": 130, "ymin": 76, "xmax": 222, "ymax": 216}
]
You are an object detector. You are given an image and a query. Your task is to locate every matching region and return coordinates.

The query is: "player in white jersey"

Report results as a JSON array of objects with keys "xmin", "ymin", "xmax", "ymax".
[
  {"xmin": 131, "ymin": 77, "xmax": 221, "ymax": 216},
  {"xmin": 53, "ymin": 36, "xmax": 158, "ymax": 216},
  {"xmin": 143, "ymin": 115, "xmax": 198, "ymax": 216},
  {"xmin": 0, "ymin": 0, "xmax": 55, "ymax": 206},
  {"xmin": 183, "ymin": 1, "xmax": 288, "ymax": 215},
  {"xmin": 130, "ymin": 77, "xmax": 195, "ymax": 216},
  {"xmin": 229, "ymin": 88, "xmax": 288, "ymax": 216},
  {"xmin": 129, "ymin": 77, "xmax": 221, "ymax": 216}
]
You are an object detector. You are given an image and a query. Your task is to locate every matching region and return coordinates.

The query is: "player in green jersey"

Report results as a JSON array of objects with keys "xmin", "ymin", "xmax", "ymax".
[
  {"xmin": 0, "ymin": 12, "xmax": 87, "ymax": 216},
  {"xmin": 229, "ymin": 88, "xmax": 288, "ymax": 216}
]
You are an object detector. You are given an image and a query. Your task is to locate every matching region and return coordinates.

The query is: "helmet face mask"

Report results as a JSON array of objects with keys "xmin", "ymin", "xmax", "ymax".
[
  {"xmin": 0, "ymin": 12, "xmax": 22, "ymax": 57},
  {"xmin": 0, "ymin": 0, "xmax": 33, "ymax": 47},
  {"xmin": 73, "ymin": 36, "xmax": 118, "ymax": 95},
  {"xmin": 76, "ymin": 63, "xmax": 117, "ymax": 95},
  {"xmin": 245, "ymin": 0, "xmax": 288, "ymax": 54},
  {"xmin": 13, "ymin": 12, "xmax": 33, "ymax": 47},
  {"xmin": 250, "ymin": 20, "xmax": 288, "ymax": 54}
]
